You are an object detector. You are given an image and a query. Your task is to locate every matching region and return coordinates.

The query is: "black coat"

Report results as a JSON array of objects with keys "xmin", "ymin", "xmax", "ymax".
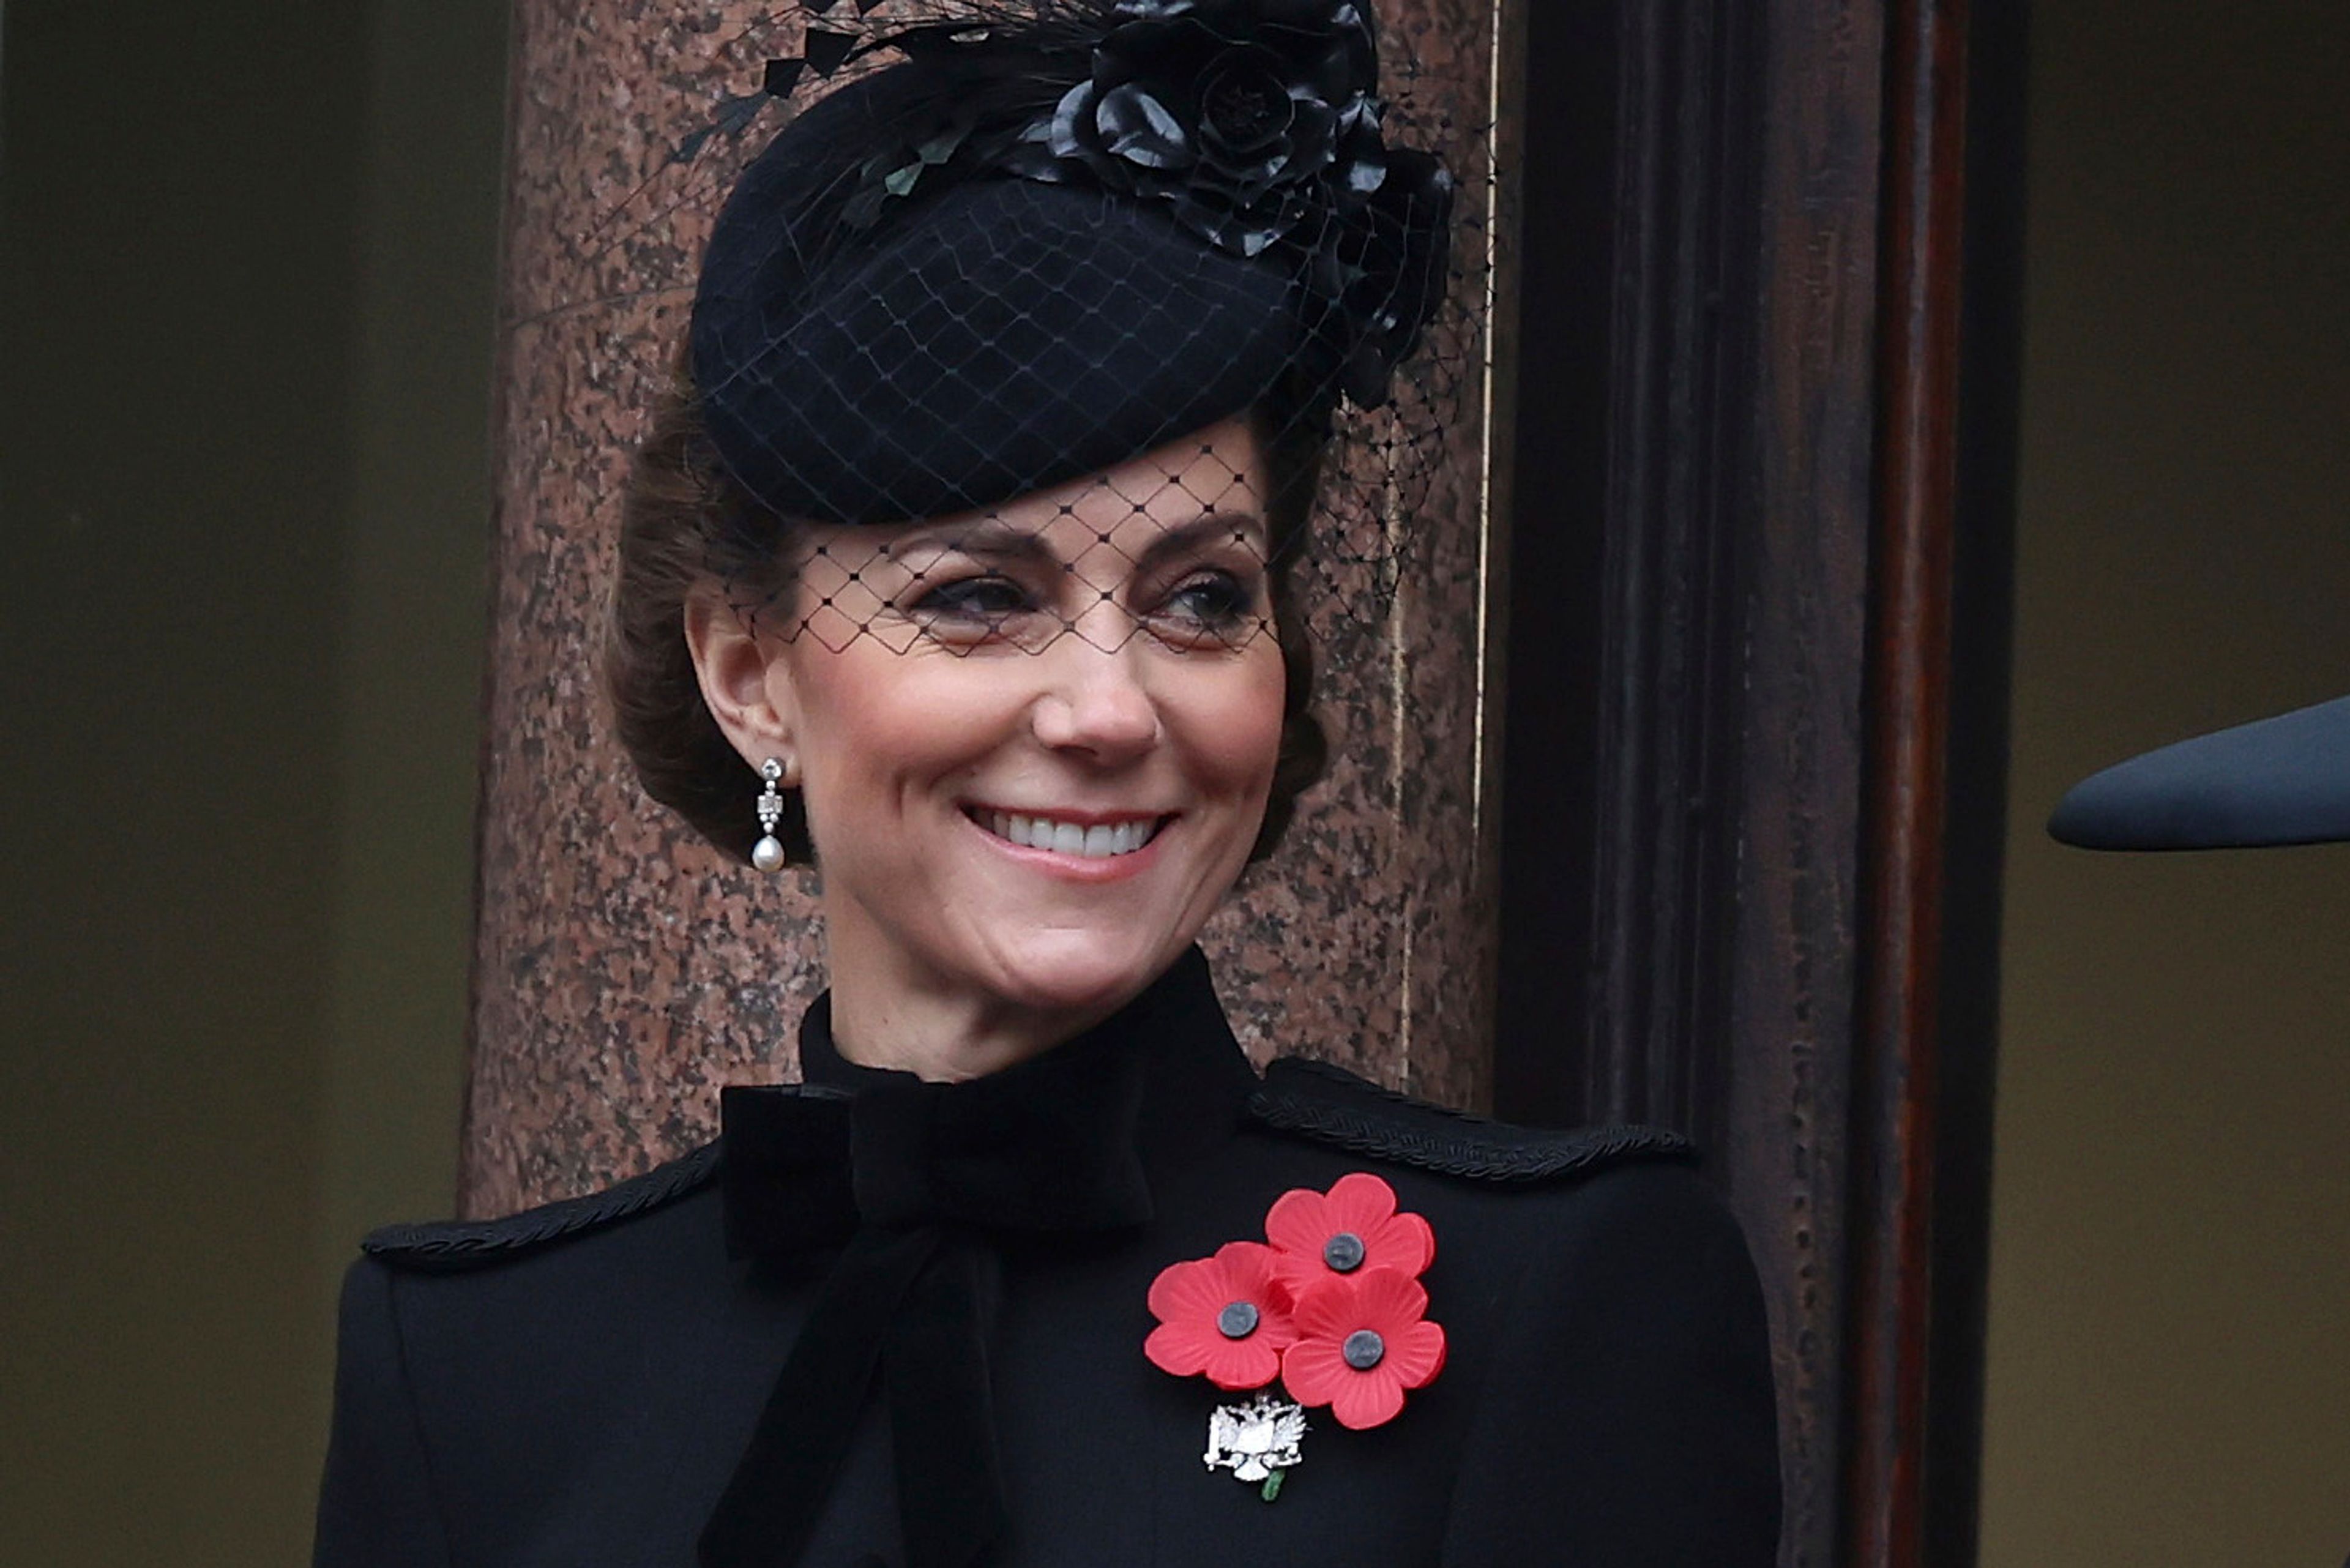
[{"xmin": 314, "ymin": 951, "xmax": 1781, "ymax": 1566}]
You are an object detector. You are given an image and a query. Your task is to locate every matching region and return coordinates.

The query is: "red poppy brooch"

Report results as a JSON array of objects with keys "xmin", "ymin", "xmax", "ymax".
[{"xmin": 1144, "ymin": 1173, "xmax": 1446, "ymax": 1499}]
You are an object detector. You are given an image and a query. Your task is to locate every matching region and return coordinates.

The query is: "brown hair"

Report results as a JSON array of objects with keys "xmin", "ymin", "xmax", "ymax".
[{"xmin": 605, "ymin": 364, "xmax": 1330, "ymax": 867}]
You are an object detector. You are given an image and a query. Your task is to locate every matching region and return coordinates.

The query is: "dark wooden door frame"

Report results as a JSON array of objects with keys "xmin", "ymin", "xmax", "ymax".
[{"xmin": 1488, "ymin": 4, "xmax": 2024, "ymax": 1566}]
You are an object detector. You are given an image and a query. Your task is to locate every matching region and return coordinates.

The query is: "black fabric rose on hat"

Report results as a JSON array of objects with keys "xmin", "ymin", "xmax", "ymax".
[{"xmin": 1007, "ymin": 0, "xmax": 1387, "ymax": 258}]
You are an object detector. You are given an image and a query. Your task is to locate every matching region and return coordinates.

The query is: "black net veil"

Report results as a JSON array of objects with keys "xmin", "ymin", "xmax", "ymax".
[{"xmin": 597, "ymin": 0, "xmax": 1494, "ymax": 865}]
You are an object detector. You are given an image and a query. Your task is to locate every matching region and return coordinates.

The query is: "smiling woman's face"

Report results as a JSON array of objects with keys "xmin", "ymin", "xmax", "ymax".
[{"xmin": 693, "ymin": 416, "xmax": 1288, "ymax": 1068}]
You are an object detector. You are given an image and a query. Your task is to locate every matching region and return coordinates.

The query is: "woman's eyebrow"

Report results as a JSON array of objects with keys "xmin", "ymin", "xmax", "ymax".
[
  {"xmin": 881, "ymin": 518, "xmax": 1057, "ymax": 565},
  {"xmin": 878, "ymin": 511, "xmax": 1266, "ymax": 570},
  {"xmin": 1130, "ymin": 511, "xmax": 1267, "ymax": 571}
]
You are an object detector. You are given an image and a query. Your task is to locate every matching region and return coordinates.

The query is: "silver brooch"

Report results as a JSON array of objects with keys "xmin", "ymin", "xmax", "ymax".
[{"xmin": 1203, "ymin": 1393, "xmax": 1308, "ymax": 1500}]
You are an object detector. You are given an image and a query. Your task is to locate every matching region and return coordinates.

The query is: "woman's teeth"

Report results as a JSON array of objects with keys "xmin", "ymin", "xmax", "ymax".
[{"xmin": 980, "ymin": 811, "xmax": 1161, "ymax": 858}]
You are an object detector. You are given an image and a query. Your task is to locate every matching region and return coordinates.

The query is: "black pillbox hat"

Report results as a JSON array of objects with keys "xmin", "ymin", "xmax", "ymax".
[{"xmin": 690, "ymin": 56, "xmax": 1306, "ymax": 526}]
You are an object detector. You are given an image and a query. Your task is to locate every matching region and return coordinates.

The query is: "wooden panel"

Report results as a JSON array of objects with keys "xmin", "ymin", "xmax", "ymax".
[
  {"xmin": 1494, "ymin": 3, "xmax": 1883, "ymax": 1558},
  {"xmin": 1845, "ymin": 0, "xmax": 1969, "ymax": 1559},
  {"xmin": 1490, "ymin": 2, "xmax": 2022, "ymax": 1563}
]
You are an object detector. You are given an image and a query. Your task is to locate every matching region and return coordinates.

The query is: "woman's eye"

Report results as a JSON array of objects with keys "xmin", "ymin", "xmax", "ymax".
[
  {"xmin": 908, "ymin": 574, "xmax": 1034, "ymax": 622},
  {"xmin": 1155, "ymin": 570, "xmax": 1261, "ymax": 637}
]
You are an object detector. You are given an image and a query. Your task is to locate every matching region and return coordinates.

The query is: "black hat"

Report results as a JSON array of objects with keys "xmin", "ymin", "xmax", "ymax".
[
  {"xmin": 2048, "ymin": 693, "xmax": 2350, "ymax": 850},
  {"xmin": 687, "ymin": 0, "xmax": 1457, "ymax": 529}
]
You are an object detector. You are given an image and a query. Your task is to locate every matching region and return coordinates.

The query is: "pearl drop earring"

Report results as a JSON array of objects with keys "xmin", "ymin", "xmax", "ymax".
[{"xmin": 752, "ymin": 758, "xmax": 789, "ymax": 873}]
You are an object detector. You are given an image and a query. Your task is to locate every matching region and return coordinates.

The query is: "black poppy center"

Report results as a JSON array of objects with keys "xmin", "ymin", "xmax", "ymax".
[
  {"xmin": 1322, "ymin": 1231, "xmax": 1366, "ymax": 1272},
  {"xmin": 1341, "ymin": 1328, "xmax": 1386, "ymax": 1370},
  {"xmin": 1217, "ymin": 1300, "xmax": 1261, "ymax": 1339},
  {"xmin": 1201, "ymin": 61, "xmax": 1291, "ymax": 149}
]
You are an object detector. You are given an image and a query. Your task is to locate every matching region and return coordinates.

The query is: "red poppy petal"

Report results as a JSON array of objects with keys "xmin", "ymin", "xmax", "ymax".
[
  {"xmin": 1324, "ymin": 1171, "xmax": 1400, "ymax": 1236},
  {"xmin": 1146, "ymin": 1257, "xmax": 1225, "ymax": 1323},
  {"xmin": 1240, "ymin": 1283, "xmax": 1299, "ymax": 1340},
  {"xmin": 1288, "ymin": 1274, "xmax": 1362, "ymax": 1341},
  {"xmin": 1371, "ymin": 1210, "xmax": 1435, "ymax": 1276},
  {"xmin": 1266, "ymin": 1255, "xmax": 1325, "ymax": 1304},
  {"xmin": 1264, "ymin": 1187, "xmax": 1332, "ymax": 1256},
  {"xmin": 1146, "ymin": 1321, "xmax": 1212, "ymax": 1378},
  {"xmin": 1203, "ymin": 1337, "xmax": 1284, "ymax": 1392},
  {"xmin": 1262, "ymin": 1264, "xmax": 1308, "ymax": 1310},
  {"xmin": 1212, "ymin": 1239, "xmax": 1278, "ymax": 1293},
  {"xmin": 1267, "ymin": 1249, "xmax": 1330, "ymax": 1291},
  {"xmin": 1278, "ymin": 1336, "xmax": 1352, "ymax": 1408},
  {"xmin": 1329, "ymin": 1369, "xmax": 1408, "ymax": 1430},
  {"xmin": 1408, "ymin": 1211, "xmax": 1437, "ymax": 1270},
  {"xmin": 1384, "ymin": 1318, "xmax": 1448, "ymax": 1387},
  {"xmin": 1351, "ymin": 1266, "xmax": 1430, "ymax": 1329}
]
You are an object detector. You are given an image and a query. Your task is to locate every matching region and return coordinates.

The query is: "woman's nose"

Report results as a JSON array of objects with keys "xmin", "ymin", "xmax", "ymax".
[{"xmin": 1029, "ymin": 635, "xmax": 1161, "ymax": 761}]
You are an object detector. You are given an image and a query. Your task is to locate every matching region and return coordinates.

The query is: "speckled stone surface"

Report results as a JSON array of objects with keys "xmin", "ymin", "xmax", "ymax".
[{"xmin": 463, "ymin": 1, "xmax": 1504, "ymax": 1218}]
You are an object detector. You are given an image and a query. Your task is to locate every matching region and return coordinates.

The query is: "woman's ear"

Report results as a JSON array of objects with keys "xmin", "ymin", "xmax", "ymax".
[{"xmin": 684, "ymin": 584, "xmax": 799, "ymax": 778}]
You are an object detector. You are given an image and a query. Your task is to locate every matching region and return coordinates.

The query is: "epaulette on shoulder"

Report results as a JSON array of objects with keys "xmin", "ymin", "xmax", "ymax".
[
  {"xmin": 360, "ymin": 1141, "xmax": 722, "ymax": 1272},
  {"xmin": 1246, "ymin": 1057, "xmax": 1695, "ymax": 1184}
]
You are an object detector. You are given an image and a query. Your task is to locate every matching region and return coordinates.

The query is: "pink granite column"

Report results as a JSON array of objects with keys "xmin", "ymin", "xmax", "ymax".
[{"xmin": 463, "ymin": 0, "xmax": 1506, "ymax": 1216}]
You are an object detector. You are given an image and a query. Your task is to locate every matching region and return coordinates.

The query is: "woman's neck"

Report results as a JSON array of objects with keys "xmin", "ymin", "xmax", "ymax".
[
  {"xmin": 820, "ymin": 930, "xmax": 1135, "ymax": 1083},
  {"xmin": 823, "ymin": 985, "xmax": 1095, "ymax": 1082}
]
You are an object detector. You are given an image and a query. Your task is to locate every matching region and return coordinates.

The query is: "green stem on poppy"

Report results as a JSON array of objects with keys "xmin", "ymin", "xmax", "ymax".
[{"xmin": 1260, "ymin": 1468, "xmax": 1285, "ymax": 1503}]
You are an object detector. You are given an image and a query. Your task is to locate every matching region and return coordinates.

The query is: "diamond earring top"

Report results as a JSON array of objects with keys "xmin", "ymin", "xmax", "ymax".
[{"xmin": 752, "ymin": 758, "xmax": 788, "ymax": 872}]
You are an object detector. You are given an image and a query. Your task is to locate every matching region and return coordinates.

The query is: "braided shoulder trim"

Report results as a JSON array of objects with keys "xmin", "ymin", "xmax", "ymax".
[
  {"xmin": 1246, "ymin": 1058, "xmax": 1694, "ymax": 1184},
  {"xmin": 361, "ymin": 1141, "xmax": 723, "ymax": 1271}
]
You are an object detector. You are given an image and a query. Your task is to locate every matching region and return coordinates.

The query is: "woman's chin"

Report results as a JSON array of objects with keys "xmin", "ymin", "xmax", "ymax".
[{"xmin": 975, "ymin": 930, "xmax": 1179, "ymax": 1020}]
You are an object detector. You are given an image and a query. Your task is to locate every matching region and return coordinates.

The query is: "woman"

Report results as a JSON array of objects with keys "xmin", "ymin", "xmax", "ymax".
[{"xmin": 314, "ymin": 4, "xmax": 1780, "ymax": 1564}]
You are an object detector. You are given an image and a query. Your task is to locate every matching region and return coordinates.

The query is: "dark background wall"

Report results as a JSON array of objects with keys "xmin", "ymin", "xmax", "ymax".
[
  {"xmin": 1982, "ymin": 2, "xmax": 2350, "ymax": 1562},
  {"xmin": 1, "ymin": 2, "xmax": 2343, "ymax": 1564},
  {"xmin": 0, "ymin": 3, "xmax": 505, "ymax": 1561}
]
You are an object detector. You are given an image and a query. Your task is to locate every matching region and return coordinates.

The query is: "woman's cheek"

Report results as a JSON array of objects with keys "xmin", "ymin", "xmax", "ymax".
[
  {"xmin": 808, "ymin": 648, "xmax": 988, "ymax": 776},
  {"xmin": 1185, "ymin": 655, "xmax": 1289, "ymax": 813},
  {"xmin": 1242, "ymin": 654, "xmax": 1292, "ymax": 787}
]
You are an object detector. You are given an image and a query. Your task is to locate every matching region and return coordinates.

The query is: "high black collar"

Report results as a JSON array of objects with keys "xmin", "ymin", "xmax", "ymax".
[{"xmin": 718, "ymin": 946, "xmax": 1259, "ymax": 1256}]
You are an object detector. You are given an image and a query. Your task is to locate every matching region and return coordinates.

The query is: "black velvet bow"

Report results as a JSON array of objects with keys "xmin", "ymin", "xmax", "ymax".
[{"xmin": 698, "ymin": 1007, "xmax": 1159, "ymax": 1568}]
